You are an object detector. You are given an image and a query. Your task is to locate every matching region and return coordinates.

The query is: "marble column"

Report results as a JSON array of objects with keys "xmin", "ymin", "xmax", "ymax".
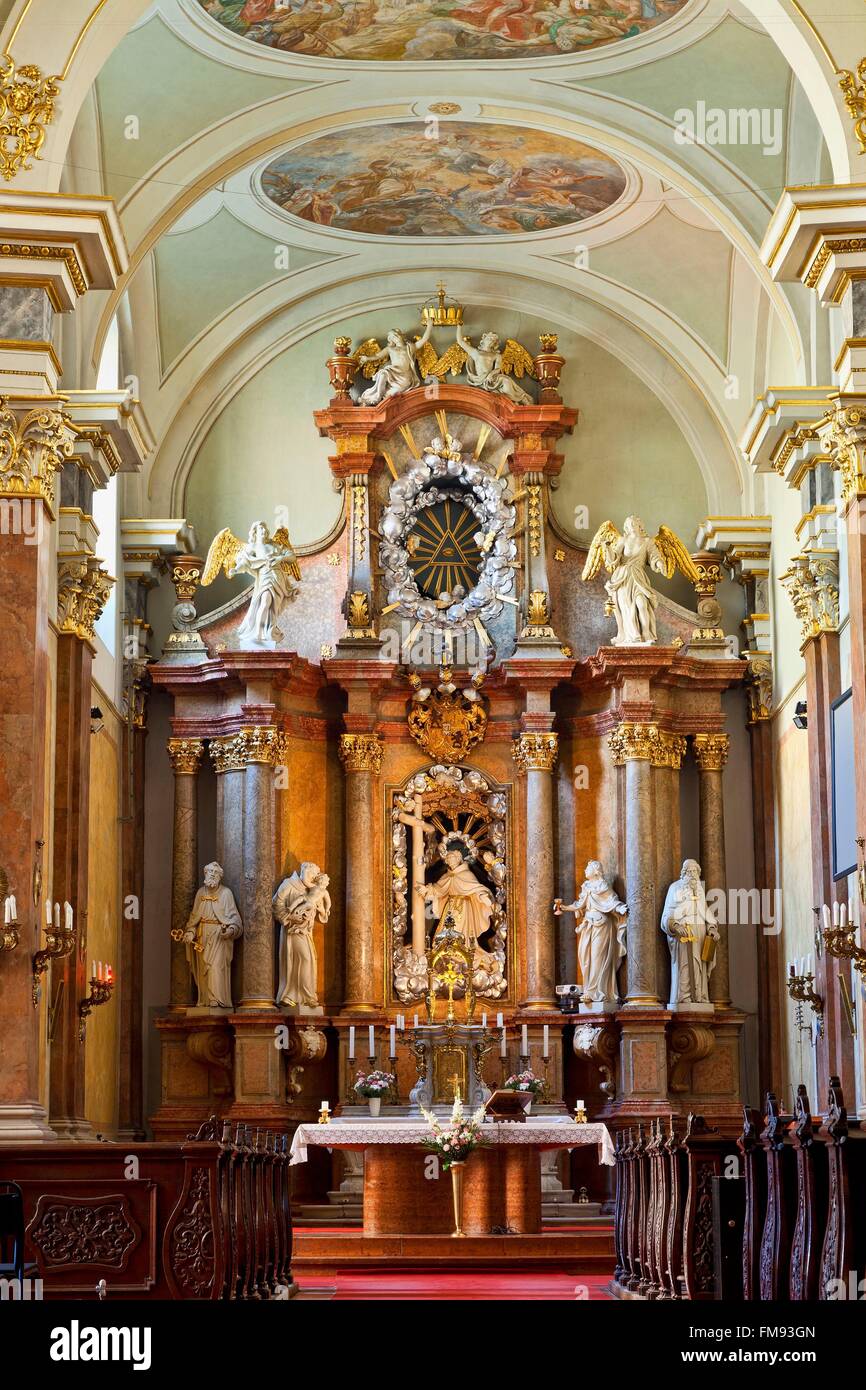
[
  {"xmin": 339, "ymin": 733, "xmax": 383, "ymax": 1013},
  {"xmin": 608, "ymin": 724, "xmax": 661, "ymax": 1007},
  {"xmin": 693, "ymin": 733, "xmax": 730, "ymax": 1007},
  {"xmin": 513, "ymin": 730, "xmax": 558, "ymax": 1009},
  {"xmin": 652, "ymin": 734, "xmax": 686, "ymax": 1003},
  {"xmin": 168, "ymin": 738, "xmax": 203, "ymax": 1010},
  {"xmin": 235, "ymin": 727, "xmax": 283, "ymax": 1012},
  {"xmin": 210, "ymin": 737, "xmax": 246, "ymax": 1006}
]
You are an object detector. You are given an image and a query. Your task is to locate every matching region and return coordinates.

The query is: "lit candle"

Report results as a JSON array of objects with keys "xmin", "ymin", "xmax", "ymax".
[
  {"xmin": 106, "ymin": 964, "xmax": 112, "ymax": 983},
  {"xmin": 521, "ymin": 1024, "xmax": 528, "ymax": 1056},
  {"xmin": 389, "ymin": 1024, "xmax": 396, "ymax": 1058},
  {"xmin": 500, "ymin": 1027, "xmax": 507, "ymax": 1058},
  {"xmin": 496, "ymin": 1011, "xmax": 503, "ymax": 1029},
  {"xmin": 368, "ymin": 1024, "xmax": 375, "ymax": 1056},
  {"xmin": 64, "ymin": 901, "xmax": 73, "ymax": 931},
  {"xmin": 348, "ymin": 1026, "xmax": 355, "ymax": 1060},
  {"xmin": 543, "ymin": 1024, "xmax": 549, "ymax": 1056}
]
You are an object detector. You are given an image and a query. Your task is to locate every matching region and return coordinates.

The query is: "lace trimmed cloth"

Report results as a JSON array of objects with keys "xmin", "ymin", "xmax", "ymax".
[{"xmin": 290, "ymin": 1118, "xmax": 615, "ymax": 1166}]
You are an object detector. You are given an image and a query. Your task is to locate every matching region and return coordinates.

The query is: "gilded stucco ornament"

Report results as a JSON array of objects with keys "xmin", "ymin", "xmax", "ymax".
[
  {"xmin": 607, "ymin": 723, "xmax": 686, "ymax": 769},
  {"xmin": 407, "ymin": 666, "xmax": 488, "ymax": 762},
  {"xmin": 339, "ymin": 732, "xmax": 383, "ymax": 774},
  {"xmin": 379, "ymin": 433, "xmax": 516, "ymax": 637},
  {"xmin": 167, "ymin": 738, "xmax": 205, "ymax": 776},
  {"xmin": 57, "ymin": 557, "xmax": 114, "ymax": 644},
  {"xmin": 512, "ymin": 731, "xmax": 558, "ymax": 773},
  {"xmin": 0, "ymin": 57, "xmax": 61, "ymax": 181},
  {"xmin": 0, "ymin": 398, "xmax": 73, "ymax": 507},
  {"xmin": 839, "ymin": 60, "xmax": 866, "ymax": 155},
  {"xmin": 819, "ymin": 402, "xmax": 866, "ymax": 502},
  {"xmin": 692, "ymin": 733, "xmax": 730, "ymax": 773},
  {"xmin": 780, "ymin": 551, "xmax": 840, "ymax": 648}
]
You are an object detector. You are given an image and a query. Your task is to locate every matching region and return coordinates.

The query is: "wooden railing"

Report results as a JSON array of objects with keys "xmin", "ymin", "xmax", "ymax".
[
  {"xmin": 0, "ymin": 1116, "xmax": 293, "ymax": 1300},
  {"xmin": 611, "ymin": 1078, "xmax": 866, "ymax": 1301}
]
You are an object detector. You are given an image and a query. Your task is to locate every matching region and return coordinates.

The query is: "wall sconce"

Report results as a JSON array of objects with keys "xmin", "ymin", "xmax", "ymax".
[
  {"xmin": 32, "ymin": 900, "xmax": 75, "ymax": 1007},
  {"xmin": 78, "ymin": 961, "xmax": 113, "ymax": 1042},
  {"xmin": 0, "ymin": 867, "xmax": 19, "ymax": 953},
  {"xmin": 90, "ymin": 706, "xmax": 104, "ymax": 736},
  {"xmin": 787, "ymin": 958, "xmax": 824, "ymax": 1036},
  {"xmin": 822, "ymin": 901, "xmax": 866, "ymax": 977}
]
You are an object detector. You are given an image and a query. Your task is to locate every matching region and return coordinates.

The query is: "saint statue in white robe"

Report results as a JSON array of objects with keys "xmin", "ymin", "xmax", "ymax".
[
  {"xmin": 418, "ymin": 839, "xmax": 495, "ymax": 958},
  {"xmin": 273, "ymin": 862, "xmax": 331, "ymax": 1011},
  {"xmin": 555, "ymin": 861, "xmax": 627, "ymax": 1007},
  {"xmin": 183, "ymin": 862, "xmax": 242, "ymax": 1009},
  {"xmin": 661, "ymin": 858, "xmax": 720, "ymax": 1008}
]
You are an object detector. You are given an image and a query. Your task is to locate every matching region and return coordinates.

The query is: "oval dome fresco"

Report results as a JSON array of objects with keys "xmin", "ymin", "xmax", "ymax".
[
  {"xmin": 260, "ymin": 123, "xmax": 629, "ymax": 237},
  {"xmin": 196, "ymin": 0, "xmax": 691, "ymax": 64}
]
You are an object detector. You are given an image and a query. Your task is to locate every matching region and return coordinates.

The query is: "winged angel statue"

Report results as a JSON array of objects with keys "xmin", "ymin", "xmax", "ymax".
[
  {"xmin": 581, "ymin": 516, "xmax": 699, "ymax": 646},
  {"xmin": 352, "ymin": 323, "xmax": 536, "ymax": 406},
  {"xmin": 201, "ymin": 520, "xmax": 300, "ymax": 645}
]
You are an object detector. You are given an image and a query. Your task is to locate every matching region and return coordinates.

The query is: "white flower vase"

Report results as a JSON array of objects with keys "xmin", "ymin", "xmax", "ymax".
[{"xmin": 368, "ymin": 1096, "xmax": 382, "ymax": 1117}]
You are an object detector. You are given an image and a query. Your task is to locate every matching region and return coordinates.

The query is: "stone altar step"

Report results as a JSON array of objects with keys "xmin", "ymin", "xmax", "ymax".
[{"xmin": 293, "ymin": 1227, "xmax": 615, "ymax": 1273}]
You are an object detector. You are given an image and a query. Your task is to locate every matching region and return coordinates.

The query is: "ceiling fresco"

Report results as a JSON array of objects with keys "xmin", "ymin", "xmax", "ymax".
[
  {"xmin": 260, "ymin": 122, "xmax": 629, "ymax": 235},
  {"xmin": 195, "ymin": 0, "xmax": 691, "ymax": 63}
]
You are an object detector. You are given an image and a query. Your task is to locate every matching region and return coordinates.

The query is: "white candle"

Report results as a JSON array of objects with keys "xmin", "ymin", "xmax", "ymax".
[
  {"xmin": 521, "ymin": 1024, "xmax": 528, "ymax": 1055},
  {"xmin": 321, "ymin": 1101, "xmax": 330, "ymax": 1113},
  {"xmin": 413, "ymin": 1012, "xmax": 419, "ymax": 1029},
  {"xmin": 849, "ymin": 897, "xmax": 855, "ymax": 924},
  {"xmin": 53, "ymin": 902, "xmax": 60, "ymax": 930},
  {"xmin": 481, "ymin": 1012, "xmax": 487, "ymax": 1029},
  {"xmin": 576, "ymin": 1099, "xmax": 584, "ymax": 1111},
  {"xmin": 833, "ymin": 901, "xmax": 840, "ymax": 927},
  {"xmin": 397, "ymin": 1013, "xmax": 404, "ymax": 1031},
  {"xmin": 500, "ymin": 1027, "xmax": 506, "ymax": 1058},
  {"xmin": 46, "ymin": 901, "xmax": 52, "ymax": 927},
  {"xmin": 823, "ymin": 903, "xmax": 831, "ymax": 933},
  {"xmin": 368, "ymin": 1024, "xmax": 375, "ymax": 1056},
  {"xmin": 348, "ymin": 1026, "xmax": 355, "ymax": 1059},
  {"xmin": 389, "ymin": 1024, "xmax": 396, "ymax": 1057},
  {"xmin": 840, "ymin": 902, "xmax": 848, "ymax": 930},
  {"xmin": 496, "ymin": 1011, "xmax": 503, "ymax": 1029},
  {"xmin": 8, "ymin": 895, "xmax": 16, "ymax": 922},
  {"xmin": 806, "ymin": 953, "xmax": 813, "ymax": 976},
  {"xmin": 91, "ymin": 959, "xmax": 96, "ymax": 980},
  {"xmin": 543, "ymin": 1024, "xmax": 549, "ymax": 1056},
  {"xmin": 3, "ymin": 898, "xmax": 9, "ymax": 924},
  {"xmin": 98, "ymin": 961, "xmax": 103, "ymax": 981},
  {"xmin": 64, "ymin": 901, "xmax": 73, "ymax": 931}
]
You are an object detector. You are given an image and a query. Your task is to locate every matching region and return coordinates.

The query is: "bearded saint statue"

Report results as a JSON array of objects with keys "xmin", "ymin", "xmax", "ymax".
[{"xmin": 416, "ymin": 836, "xmax": 495, "ymax": 958}]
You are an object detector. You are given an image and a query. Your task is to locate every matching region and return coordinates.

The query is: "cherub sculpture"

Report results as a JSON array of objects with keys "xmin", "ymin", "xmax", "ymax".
[
  {"xmin": 353, "ymin": 322, "xmax": 434, "ymax": 406},
  {"xmin": 427, "ymin": 328, "xmax": 536, "ymax": 404},
  {"xmin": 201, "ymin": 519, "xmax": 300, "ymax": 645},
  {"xmin": 581, "ymin": 515, "xmax": 699, "ymax": 645}
]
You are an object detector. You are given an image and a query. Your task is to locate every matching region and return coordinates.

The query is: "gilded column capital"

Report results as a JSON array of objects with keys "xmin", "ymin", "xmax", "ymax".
[
  {"xmin": 512, "ymin": 731, "xmax": 558, "ymax": 773},
  {"xmin": 607, "ymin": 722, "xmax": 660, "ymax": 765},
  {"xmin": 819, "ymin": 400, "xmax": 866, "ymax": 502},
  {"xmin": 56, "ymin": 555, "xmax": 114, "ymax": 644},
  {"xmin": 210, "ymin": 726, "xmax": 288, "ymax": 770},
  {"xmin": 745, "ymin": 653, "xmax": 773, "ymax": 724},
  {"xmin": 0, "ymin": 397, "xmax": 74, "ymax": 509},
  {"xmin": 653, "ymin": 730, "xmax": 688, "ymax": 770},
  {"xmin": 339, "ymin": 732, "xmax": 383, "ymax": 774},
  {"xmin": 692, "ymin": 733, "xmax": 730, "ymax": 772},
  {"xmin": 167, "ymin": 738, "xmax": 204, "ymax": 775},
  {"xmin": 780, "ymin": 549, "xmax": 839, "ymax": 648}
]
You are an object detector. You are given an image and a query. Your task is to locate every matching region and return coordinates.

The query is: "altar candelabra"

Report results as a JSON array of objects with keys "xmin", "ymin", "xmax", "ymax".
[
  {"xmin": 78, "ymin": 961, "xmax": 113, "ymax": 1041},
  {"xmin": 0, "ymin": 868, "xmax": 20, "ymax": 953},
  {"xmin": 32, "ymin": 900, "xmax": 75, "ymax": 1005},
  {"xmin": 786, "ymin": 959, "xmax": 824, "ymax": 1038},
  {"xmin": 821, "ymin": 900, "xmax": 866, "ymax": 977}
]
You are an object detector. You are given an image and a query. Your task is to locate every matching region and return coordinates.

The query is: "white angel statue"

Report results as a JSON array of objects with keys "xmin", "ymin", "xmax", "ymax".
[
  {"xmin": 201, "ymin": 520, "xmax": 300, "ymax": 645},
  {"xmin": 354, "ymin": 322, "xmax": 433, "ymax": 406},
  {"xmin": 424, "ymin": 328, "xmax": 536, "ymax": 405},
  {"xmin": 581, "ymin": 515, "xmax": 699, "ymax": 645}
]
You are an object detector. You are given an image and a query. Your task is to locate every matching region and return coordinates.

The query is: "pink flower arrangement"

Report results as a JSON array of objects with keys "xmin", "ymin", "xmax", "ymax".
[
  {"xmin": 422, "ymin": 1100, "xmax": 487, "ymax": 1170},
  {"xmin": 504, "ymin": 1069, "xmax": 544, "ymax": 1095},
  {"xmin": 353, "ymin": 1068, "xmax": 395, "ymax": 1098}
]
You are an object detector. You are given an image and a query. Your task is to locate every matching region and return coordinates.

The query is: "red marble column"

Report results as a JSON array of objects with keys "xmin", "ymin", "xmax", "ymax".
[{"xmin": 0, "ymin": 510, "xmax": 55, "ymax": 1141}]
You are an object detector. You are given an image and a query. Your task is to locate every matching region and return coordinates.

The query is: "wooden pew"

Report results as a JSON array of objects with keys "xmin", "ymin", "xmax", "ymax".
[
  {"xmin": 819, "ymin": 1076, "xmax": 866, "ymax": 1299},
  {"xmin": 758, "ymin": 1092, "xmax": 796, "ymax": 1300},
  {"xmin": 789, "ymin": 1085, "xmax": 828, "ymax": 1301},
  {"xmin": 737, "ymin": 1106, "xmax": 765, "ymax": 1300}
]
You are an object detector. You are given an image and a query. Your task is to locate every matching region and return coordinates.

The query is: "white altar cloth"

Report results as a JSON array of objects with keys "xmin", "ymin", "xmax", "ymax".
[{"xmin": 290, "ymin": 1117, "xmax": 615, "ymax": 1166}]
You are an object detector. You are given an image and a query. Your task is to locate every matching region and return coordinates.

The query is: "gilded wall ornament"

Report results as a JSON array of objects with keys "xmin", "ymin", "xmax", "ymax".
[
  {"xmin": 339, "ymin": 732, "xmax": 383, "ymax": 774},
  {"xmin": 820, "ymin": 402, "xmax": 866, "ymax": 502},
  {"xmin": 692, "ymin": 733, "xmax": 730, "ymax": 773},
  {"xmin": 512, "ymin": 731, "xmax": 558, "ymax": 773},
  {"xmin": 56, "ymin": 557, "xmax": 114, "ymax": 645},
  {"xmin": 346, "ymin": 588, "xmax": 374, "ymax": 635},
  {"xmin": 0, "ymin": 57, "xmax": 61, "ymax": 181},
  {"xmin": 167, "ymin": 738, "xmax": 204, "ymax": 775},
  {"xmin": 745, "ymin": 654, "xmax": 773, "ymax": 724},
  {"xmin": 0, "ymin": 398, "xmax": 74, "ymax": 507},
  {"xmin": 839, "ymin": 61, "xmax": 866, "ymax": 155},
  {"xmin": 780, "ymin": 551, "xmax": 840, "ymax": 647},
  {"xmin": 209, "ymin": 726, "xmax": 288, "ymax": 771},
  {"xmin": 607, "ymin": 722, "xmax": 686, "ymax": 769},
  {"xmin": 406, "ymin": 667, "xmax": 488, "ymax": 762}
]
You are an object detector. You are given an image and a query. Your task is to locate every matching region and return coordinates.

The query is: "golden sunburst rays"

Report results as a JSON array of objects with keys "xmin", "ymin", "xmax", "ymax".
[
  {"xmin": 428, "ymin": 810, "xmax": 493, "ymax": 860},
  {"xmin": 408, "ymin": 499, "xmax": 482, "ymax": 597},
  {"xmin": 474, "ymin": 424, "xmax": 492, "ymax": 461},
  {"xmin": 381, "ymin": 448, "xmax": 399, "ymax": 480},
  {"xmin": 398, "ymin": 423, "xmax": 421, "ymax": 458}
]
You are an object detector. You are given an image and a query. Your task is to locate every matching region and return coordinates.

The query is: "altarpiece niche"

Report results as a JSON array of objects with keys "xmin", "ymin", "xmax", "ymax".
[{"xmin": 390, "ymin": 765, "xmax": 509, "ymax": 1004}]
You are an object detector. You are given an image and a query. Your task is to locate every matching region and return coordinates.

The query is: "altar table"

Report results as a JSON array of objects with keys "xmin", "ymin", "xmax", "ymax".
[{"xmin": 290, "ymin": 1119, "xmax": 614, "ymax": 1236}]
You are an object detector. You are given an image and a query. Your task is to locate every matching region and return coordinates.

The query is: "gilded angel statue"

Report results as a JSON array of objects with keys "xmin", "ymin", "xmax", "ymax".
[
  {"xmin": 201, "ymin": 520, "xmax": 300, "ymax": 645},
  {"xmin": 352, "ymin": 322, "xmax": 434, "ymax": 406},
  {"xmin": 425, "ymin": 328, "xmax": 536, "ymax": 405},
  {"xmin": 581, "ymin": 516, "xmax": 699, "ymax": 646}
]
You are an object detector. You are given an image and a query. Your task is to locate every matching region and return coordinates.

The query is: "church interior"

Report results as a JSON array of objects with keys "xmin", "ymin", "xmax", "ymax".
[{"xmin": 1, "ymin": 0, "xmax": 866, "ymax": 1331}]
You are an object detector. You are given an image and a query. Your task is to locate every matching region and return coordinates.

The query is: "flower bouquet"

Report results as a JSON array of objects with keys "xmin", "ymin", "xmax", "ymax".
[
  {"xmin": 422, "ymin": 1098, "xmax": 488, "ymax": 1238},
  {"xmin": 353, "ymin": 1068, "xmax": 395, "ymax": 1116},
  {"xmin": 503, "ymin": 1069, "xmax": 545, "ymax": 1111}
]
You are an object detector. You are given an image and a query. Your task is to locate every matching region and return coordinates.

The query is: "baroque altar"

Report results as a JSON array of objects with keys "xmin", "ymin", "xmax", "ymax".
[{"xmin": 147, "ymin": 287, "xmax": 748, "ymax": 1207}]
